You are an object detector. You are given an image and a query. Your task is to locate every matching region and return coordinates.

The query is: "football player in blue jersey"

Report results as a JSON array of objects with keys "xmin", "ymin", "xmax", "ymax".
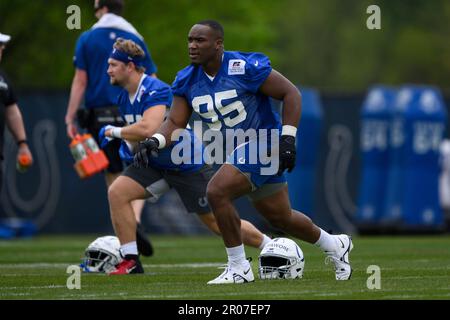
[
  {"xmin": 135, "ymin": 20, "xmax": 353, "ymax": 283},
  {"xmin": 65, "ymin": 0, "xmax": 158, "ymax": 257},
  {"xmin": 102, "ymin": 38, "xmax": 272, "ymax": 274}
]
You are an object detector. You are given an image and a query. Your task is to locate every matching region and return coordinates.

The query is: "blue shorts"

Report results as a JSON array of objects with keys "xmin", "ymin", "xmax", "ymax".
[{"xmin": 226, "ymin": 139, "xmax": 286, "ymax": 190}]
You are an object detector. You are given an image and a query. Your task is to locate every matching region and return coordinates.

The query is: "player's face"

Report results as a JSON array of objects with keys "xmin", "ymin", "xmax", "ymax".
[
  {"xmin": 188, "ymin": 25, "xmax": 222, "ymax": 65},
  {"xmin": 107, "ymin": 58, "xmax": 128, "ymax": 86}
]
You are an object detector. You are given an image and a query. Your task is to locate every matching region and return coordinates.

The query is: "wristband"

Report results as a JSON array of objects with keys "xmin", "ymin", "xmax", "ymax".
[
  {"xmin": 17, "ymin": 140, "xmax": 27, "ymax": 146},
  {"xmin": 111, "ymin": 127, "xmax": 123, "ymax": 139},
  {"xmin": 282, "ymin": 125, "xmax": 297, "ymax": 137},
  {"xmin": 152, "ymin": 133, "xmax": 166, "ymax": 149}
]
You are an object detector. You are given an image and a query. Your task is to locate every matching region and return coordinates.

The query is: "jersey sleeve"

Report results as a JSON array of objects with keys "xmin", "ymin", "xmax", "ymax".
[
  {"xmin": 141, "ymin": 85, "xmax": 173, "ymax": 111},
  {"xmin": 242, "ymin": 52, "xmax": 272, "ymax": 93},
  {"xmin": 171, "ymin": 66, "xmax": 193, "ymax": 98},
  {"xmin": 73, "ymin": 32, "xmax": 88, "ymax": 70}
]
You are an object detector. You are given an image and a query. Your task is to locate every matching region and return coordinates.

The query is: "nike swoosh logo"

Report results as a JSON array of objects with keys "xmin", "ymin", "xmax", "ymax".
[
  {"xmin": 339, "ymin": 239, "xmax": 345, "ymax": 249},
  {"xmin": 126, "ymin": 265, "xmax": 136, "ymax": 273},
  {"xmin": 254, "ymin": 61, "xmax": 259, "ymax": 67},
  {"xmin": 243, "ymin": 268, "xmax": 251, "ymax": 275}
]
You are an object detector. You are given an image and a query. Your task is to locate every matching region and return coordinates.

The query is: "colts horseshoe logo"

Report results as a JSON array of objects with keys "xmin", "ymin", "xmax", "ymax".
[
  {"xmin": 324, "ymin": 124, "xmax": 357, "ymax": 234},
  {"xmin": 1, "ymin": 120, "xmax": 60, "ymax": 229}
]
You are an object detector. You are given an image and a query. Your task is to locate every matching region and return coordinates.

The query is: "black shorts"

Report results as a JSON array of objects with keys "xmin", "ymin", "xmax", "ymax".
[
  {"xmin": 122, "ymin": 165, "xmax": 215, "ymax": 214},
  {"xmin": 79, "ymin": 106, "xmax": 125, "ymax": 174}
]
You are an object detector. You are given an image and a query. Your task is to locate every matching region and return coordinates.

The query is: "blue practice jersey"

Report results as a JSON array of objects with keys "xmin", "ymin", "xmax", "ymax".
[
  {"xmin": 172, "ymin": 51, "xmax": 286, "ymax": 186},
  {"xmin": 74, "ymin": 28, "xmax": 157, "ymax": 109},
  {"xmin": 117, "ymin": 75, "xmax": 203, "ymax": 172},
  {"xmin": 171, "ymin": 51, "xmax": 282, "ymax": 136}
]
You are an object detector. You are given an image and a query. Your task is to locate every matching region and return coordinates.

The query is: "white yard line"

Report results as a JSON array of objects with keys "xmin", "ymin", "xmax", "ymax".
[
  {"xmin": 0, "ymin": 262, "xmax": 222, "ymax": 269},
  {"xmin": 1, "ymin": 285, "xmax": 66, "ymax": 290}
]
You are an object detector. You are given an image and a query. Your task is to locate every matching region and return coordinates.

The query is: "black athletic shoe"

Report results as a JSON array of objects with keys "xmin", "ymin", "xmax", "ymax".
[{"xmin": 136, "ymin": 223, "xmax": 154, "ymax": 257}]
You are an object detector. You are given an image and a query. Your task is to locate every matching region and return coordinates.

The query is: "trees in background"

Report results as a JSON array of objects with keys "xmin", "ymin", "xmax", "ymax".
[
  {"xmin": 0, "ymin": 0, "xmax": 280, "ymax": 89},
  {"xmin": 277, "ymin": 0, "xmax": 450, "ymax": 91},
  {"xmin": 0, "ymin": 0, "xmax": 449, "ymax": 91}
]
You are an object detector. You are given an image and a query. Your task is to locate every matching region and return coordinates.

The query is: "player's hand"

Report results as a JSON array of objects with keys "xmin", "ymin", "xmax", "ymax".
[
  {"xmin": 98, "ymin": 125, "xmax": 116, "ymax": 148},
  {"xmin": 66, "ymin": 122, "xmax": 78, "ymax": 140},
  {"xmin": 17, "ymin": 143, "xmax": 33, "ymax": 171},
  {"xmin": 277, "ymin": 135, "xmax": 296, "ymax": 176},
  {"xmin": 134, "ymin": 137, "xmax": 159, "ymax": 168}
]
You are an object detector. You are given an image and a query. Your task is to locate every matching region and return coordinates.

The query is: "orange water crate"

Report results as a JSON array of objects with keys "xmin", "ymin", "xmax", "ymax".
[
  {"xmin": 76, "ymin": 157, "xmax": 98, "ymax": 179},
  {"xmin": 90, "ymin": 151, "xmax": 110, "ymax": 172}
]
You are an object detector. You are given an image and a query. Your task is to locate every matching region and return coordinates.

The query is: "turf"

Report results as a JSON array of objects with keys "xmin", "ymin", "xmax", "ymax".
[{"xmin": 0, "ymin": 235, "xmax": 449, "ymax": 300}]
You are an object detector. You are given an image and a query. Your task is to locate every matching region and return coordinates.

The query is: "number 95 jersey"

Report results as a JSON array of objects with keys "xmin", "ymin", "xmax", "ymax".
[{"xmin": 171, "ymin": 51, "xmax": 282, "ymax": 134}]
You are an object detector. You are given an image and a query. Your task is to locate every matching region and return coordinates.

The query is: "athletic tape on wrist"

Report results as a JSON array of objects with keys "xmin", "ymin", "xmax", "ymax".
[
  {"xmin": 111, "ymin": 127, "xmax": 122, "ymax": 139},
  {"xmin": 282, "ymin": 125, "xmax": 297, "ymax": 137},
  {"xmin": 152, "ymin": 133, "xmax": 166, "ymax": 149}
]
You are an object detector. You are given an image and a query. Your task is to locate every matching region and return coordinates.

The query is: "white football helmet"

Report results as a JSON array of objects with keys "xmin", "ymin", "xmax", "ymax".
[
  {"xmin": 80, "ymin": 236, "xmax": 122, "ymax": 273},
  {"xmin": 258, "ymin": 237, "xmax": 305, "ymax": 280}
]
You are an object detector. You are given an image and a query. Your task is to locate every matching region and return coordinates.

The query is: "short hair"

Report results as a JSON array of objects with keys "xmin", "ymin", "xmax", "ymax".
[
  {"xmin": 113, "ymin": 37, "xmax": 146, "ymax": 72},
  {"xmin": 196, "ymin": 20, "xmax": 224, "ymax": 40},
  {"xmin": 97, "ymin": 0, "xmax": 124, "ymax": 15}
]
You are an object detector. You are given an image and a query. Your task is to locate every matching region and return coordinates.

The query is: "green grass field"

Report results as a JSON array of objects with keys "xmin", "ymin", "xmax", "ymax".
[{"xmin": 0, "ymin": 235, "xmax": 449, "ymax": 300}]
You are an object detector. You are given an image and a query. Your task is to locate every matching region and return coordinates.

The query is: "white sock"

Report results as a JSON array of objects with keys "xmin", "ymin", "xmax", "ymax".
[
  {"xmin": 120, "ymin": 241, "xmax": 138, "ymax": 256},
  {"xmin": 314, "ymin": 229, "xmax": 336, "ymax": 252},
  {"xmin": 226, "ymin": 244, "xmax": 246, "ymax": 265},
  {"xmin": 259, "ymin": 234, "xmax": 272, "ymax": 249}
]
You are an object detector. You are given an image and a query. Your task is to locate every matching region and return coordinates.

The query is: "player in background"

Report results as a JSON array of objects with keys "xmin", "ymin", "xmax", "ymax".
[
  {"xmin": 135, "ymin": 20, "xmax": 353, "ymax": 284},
  {"xmin": 102, "ymin": 38, "xmax": 272, "ymax": 274},
  {"xmin": 0, "ymin": 32, "xmax": 33, "ymax": 193},
  {"xmin": 64, "ymin": 0, "xmax": 156, "ymax": 256}
]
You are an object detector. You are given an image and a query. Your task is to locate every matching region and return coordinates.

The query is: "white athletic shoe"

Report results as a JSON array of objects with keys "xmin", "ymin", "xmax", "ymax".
[
  {"xmin": 325, "ymin": 234, "xmax": 354, "ymax": 280},
  {"xmin": 207, "ymin": 260, "xmax": 255, "ymax": 285}
]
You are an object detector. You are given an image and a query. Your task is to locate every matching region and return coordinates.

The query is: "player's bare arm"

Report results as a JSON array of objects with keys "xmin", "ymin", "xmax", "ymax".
[
  {"xmin": 258, "ymin": 69, "xmax": 301, "ymax": 174},
  {"xmin": 133, "ymin": 96, "xmax": 193, "ymax": 167},
  {"xmin": 65, "ymin": 68, "xmax": 88, "ymax": 139},
  {"xmin": 5, "ymin": 103, "xmax": 34, "ymax": 166},
  {"xmin": 259, "ymin": 69, "xmax": 302, "ymax": 128},
  {"xmin": 106, "ymin": 105, "xmax": 166, "ymax": 141},
  {"xmin": 157, "ymin": 95, "xmax": 193, "ymax": 148}
]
